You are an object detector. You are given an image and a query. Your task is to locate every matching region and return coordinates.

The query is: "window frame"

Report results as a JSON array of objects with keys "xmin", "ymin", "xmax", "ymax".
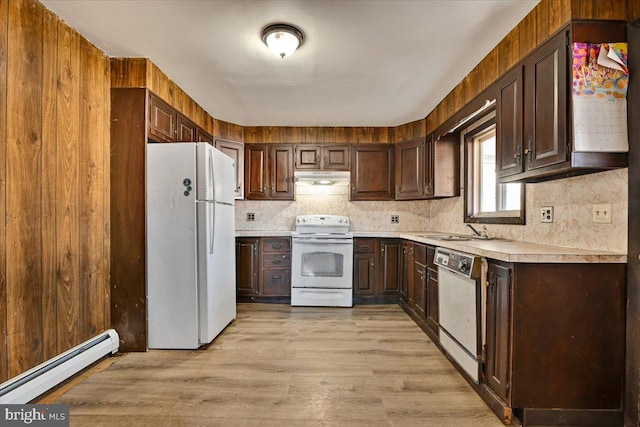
[{"xmin": 463, "ymin": 111, "xmax": 525, "ymax": 225}]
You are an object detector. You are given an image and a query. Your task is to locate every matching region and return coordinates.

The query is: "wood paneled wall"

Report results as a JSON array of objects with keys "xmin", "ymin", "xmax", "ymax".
[
  {"xmin": 243, "ymin": 126, "xmax": 392, "ymax": 144},
  {"xmin": 110, "ymin": 58, "xmax": 244, "ymax": 142},
  {"xmin": 0, "ymin": 0, "xmax": 111, "ymax": 382}
]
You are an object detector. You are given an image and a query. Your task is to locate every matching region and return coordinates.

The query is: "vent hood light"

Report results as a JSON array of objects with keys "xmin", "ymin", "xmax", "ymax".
[{"xmin": 294, "ymin": 171, "xmax": 350, "ymax": 186}]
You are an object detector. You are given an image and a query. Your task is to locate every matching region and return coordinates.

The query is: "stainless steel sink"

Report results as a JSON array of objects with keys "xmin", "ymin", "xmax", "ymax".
[
  {"xmin": 419, "ymin": 234, "xmax": 472, "ymax": 241},
  {"xmin": 437, "ymin": 235, "xmax": 472, "ymax": 241}
]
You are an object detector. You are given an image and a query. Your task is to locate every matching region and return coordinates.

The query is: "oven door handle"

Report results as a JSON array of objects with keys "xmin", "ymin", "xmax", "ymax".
[{"xmin": 292, "ymin": 238, "xmax": 353, "ymax": 244}]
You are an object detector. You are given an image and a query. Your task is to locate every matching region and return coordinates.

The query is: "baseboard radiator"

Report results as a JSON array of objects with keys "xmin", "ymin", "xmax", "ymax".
[{"xmin": 0, "ymin": 329, "xmax": 119, "ymax": 404}]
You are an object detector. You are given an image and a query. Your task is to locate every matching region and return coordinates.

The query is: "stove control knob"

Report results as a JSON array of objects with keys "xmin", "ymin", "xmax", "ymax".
[
  {"xmin": 458, "ymin": 258, "xmax": 469, "ymax": 272},
  {"xmin": 302, "ymin": 218, "xmax": 306, "ymax": 223},
  {"xmin": 338, "ymin": 218, "xmax": 343, "ymax": 223}
]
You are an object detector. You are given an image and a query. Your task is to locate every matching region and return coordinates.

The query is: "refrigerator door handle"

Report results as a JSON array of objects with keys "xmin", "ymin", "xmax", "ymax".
[
  {"xmin": 209, "ymin": 153, "xmax": 215, "ymax": 202},
  {"xmin": 210, "ymin": 202, "xmax": 215, "ymax": 254}
]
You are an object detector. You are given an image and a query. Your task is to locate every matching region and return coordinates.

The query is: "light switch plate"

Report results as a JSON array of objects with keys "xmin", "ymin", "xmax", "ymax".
[
  {"xmin": 592, "ymin": 203, "xmax": 612, "ymax": 223},
  {"xmin": 541, "ymin": 206, "xmax": 553, "ymax": 223}
]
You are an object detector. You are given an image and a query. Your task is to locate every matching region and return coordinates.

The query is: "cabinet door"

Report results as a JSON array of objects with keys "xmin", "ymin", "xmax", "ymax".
[
  {"xmin": 197, "ymin": 128, "xmax": 214, "ymax": 144},
  {"xmin": 426, "ymin": 247, "xmax": 438, "ymax": 335},
  {"xmin": 354, "ymin": 253, "xmax": 376, "ymax": 296},
  {"xmin": 236, "ymin": 238, "xmax": 259, "ymax": 296},
  {"xmin": 322, "ymin": 145, "xmax": 350, "ymax": 170},
  {"xmin": 424, "ymin": 137, "xmax": 434, "ymax": 197},
  {"xmin": 176, "ymin": 114, "xmax": 197, "ymax": 142},
  {"xmin": 426, "ymin": 271, "xmax": 439, "ymax": 335},
  {"xmin": 379, "ymin": 239, "xmax": 401, "ymax": 294},
  {"xmin": 524, "ymin": 30, "xmax": 568, "ymax": 171},
  {"xmin": 295, "ymin": 145, "xmax": 321, "ymax": 169},
  {"xmin": 496, "ymin": 66, "xmax": 524, "ymax": 178},
  {"xmin": 405, "ymin": 242, "xmax": 414, "ymax": 305},
  {"xmin": 413, "ymin": 263, "xmax": 426, "ymax": 317},
  {"xmin": 395, "ymin": 139, "xmax": 424, "ymax": 200},
  {"xmin": 485, "ymin": 262, "xmax": 512, "ymax": 403},
  {"xmin": 215, "ymin": 138, "xmax": 245, "ymax": 199},
  {"xmin": 269, "ymin": 145, "xmax": 294, "ymax": 200},
  {"xmin": 148, "ymin": 94, "xmax": 175, "ymax": 143},
  {"xmin": 245, "ymin": 144, "xmax": 268, "ymax": 199},
  {"xmin": 351, "ymin": 144, "xmax": 395, "ymax": 200}
]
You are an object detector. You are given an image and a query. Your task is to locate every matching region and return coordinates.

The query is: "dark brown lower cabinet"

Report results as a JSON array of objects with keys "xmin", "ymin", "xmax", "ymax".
[
  {"xmin": 425, "ymin": 246, "xmax": 438, "ymax": 337},
  {"xmin": 484, "ymin": 261, "xmax": 512, "ymax": 403},
  {"xmin": 353, "ymin": 238, "xmax": 401, "ymax": 304},
  {"xmin": 236, "ymin": 238, "xmax": 259, "ymax": 297},
  {"xmin": 481, "ymin": 260, "xmax": 626, "ymax": 427},
  {"xmin": 236, "ymin": 237, "xmax": 291, "ymax": 302},
  {"xmin": 412, "ymin": 243, "xmax": 426, "ymax": 318}
]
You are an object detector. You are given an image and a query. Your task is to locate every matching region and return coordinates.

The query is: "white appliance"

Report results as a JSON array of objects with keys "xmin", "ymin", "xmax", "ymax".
[
  {"xmin": 147, "ymin": 142, "xmax": 236, "ymax": 349},
  {"xmin": 434, "ymin": 247, "xmax": 486, "ymax": 383},
  {"xmin": 0, "ymin": 330, "xmax": 119, "ymax": 404},
  {"xmin": 291, "ymin": 215, "xmax": 353, "ymax": 307}
]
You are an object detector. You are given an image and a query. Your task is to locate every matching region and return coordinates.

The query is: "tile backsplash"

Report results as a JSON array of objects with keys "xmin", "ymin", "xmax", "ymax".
[{"xmin": 236, "ymin": 168, "xmax": 628, "ymax": 254}]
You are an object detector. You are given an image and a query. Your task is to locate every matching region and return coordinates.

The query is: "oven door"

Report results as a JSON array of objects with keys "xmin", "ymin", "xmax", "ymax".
[{"xmin": 291, "ymin": 237, "xmax": 353, "ymax": 289}]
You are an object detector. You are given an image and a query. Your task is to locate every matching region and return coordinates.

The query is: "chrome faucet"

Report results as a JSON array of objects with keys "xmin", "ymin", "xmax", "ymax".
[{"xmin": 466, "ymin": 224, "xmax": 489, "ymax": 238}]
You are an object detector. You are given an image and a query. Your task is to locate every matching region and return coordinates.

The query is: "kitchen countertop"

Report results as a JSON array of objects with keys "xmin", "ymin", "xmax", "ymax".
[{"xmin": 235, "ymin": 230, "xmax": 627, "ymax": 263}]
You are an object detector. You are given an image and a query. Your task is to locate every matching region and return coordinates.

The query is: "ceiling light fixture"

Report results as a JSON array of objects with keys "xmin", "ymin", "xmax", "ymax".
[{"xmin": 261, "ymin": 23, "xmax": 304, "ymax": 59}]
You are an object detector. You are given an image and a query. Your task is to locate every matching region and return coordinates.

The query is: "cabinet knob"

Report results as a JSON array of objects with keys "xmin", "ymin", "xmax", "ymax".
[{"xmin": 272, "ymin": 275, "xmax": 281, "ymax": 280}]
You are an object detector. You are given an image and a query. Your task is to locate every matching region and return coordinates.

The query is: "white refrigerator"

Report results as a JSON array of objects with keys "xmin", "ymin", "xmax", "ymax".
[{"xmin": 147, "ymin": 142, "xmax": 236, "ymax": 349}]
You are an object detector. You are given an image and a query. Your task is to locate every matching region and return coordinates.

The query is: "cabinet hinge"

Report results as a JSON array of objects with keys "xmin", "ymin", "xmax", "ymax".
[{"xmin": 505, "ymin": 379, "xmax": 510, "ymax": 395}]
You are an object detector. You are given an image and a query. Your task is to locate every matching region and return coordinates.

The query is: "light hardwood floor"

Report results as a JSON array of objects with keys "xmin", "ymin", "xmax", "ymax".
[{"xmin": 54, "ymin": 304, "xmax": 505, "ymax": 426}]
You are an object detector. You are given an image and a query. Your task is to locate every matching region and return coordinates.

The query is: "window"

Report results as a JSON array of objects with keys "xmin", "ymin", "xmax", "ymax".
[{"xmin": 464, "ymin": 112, "xmax": 524, "ymax": 224}]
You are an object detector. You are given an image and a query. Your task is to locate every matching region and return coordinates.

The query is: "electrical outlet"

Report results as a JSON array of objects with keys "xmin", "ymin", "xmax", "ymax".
[
  {"xmin": 247, "ymin": 213, "xmax": 255, "ymax": 221},
  {"xmin": 391, "ymin": 215, "xmax": 399, "ymax": 224},
  {"xmin": 592, "ymin": 203, "xmax": 612, "ymax": 224},
  {"xmin": 541, "ymin": 206, "xmax": 553, "ymax": 223}
]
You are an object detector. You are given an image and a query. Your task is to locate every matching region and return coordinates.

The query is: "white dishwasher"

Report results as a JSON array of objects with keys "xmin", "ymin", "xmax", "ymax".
[{"xmin": 434, "ymin": 247, "xmax": 486, "ymax": 383}]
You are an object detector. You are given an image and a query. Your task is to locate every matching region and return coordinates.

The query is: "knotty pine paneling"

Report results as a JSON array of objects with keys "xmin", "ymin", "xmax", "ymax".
[
  {"xmin": 55, "ymin": 19, "xmax": 81, "ymax": 354},
  {"xmin": 7, "ymin": 0, "xmax": 45, "ymax": 379},
  {"xmin": 519, "ymin": 9, "xmax": 538, "ymax": 58},
  {"xmin": 393, "ymin": 119, "xmax": 426, "ymax": 143},
  {"xmin": 572, "ymin": 0, "xmax": 628, "ymax": 20},
  {"xmin": 40, "ymin": 6, "xmax": 57, "ymax": 363},
  {"xmin": 243, "ymin": 126, "xmax": 392, "ymax": 144},
  {"xmin": 630, "ymin": 0, "xmax": 640, "ymax": 20},
  {"xmin": 0, "ymin": 0, "xmax": 8, "ymax": 383},
  {"xmin": 110, "ymin": 58, "xmax": 147, "ymax": 89},
  {"xmin": 1, "ymin": 0, "xmax": 111, "ymax": 382},
  {"xmin": 79, "ymin": 37, "xmax": 109, "ymax": 341},
  {"xmin": 547, "ymin": 0, "xmax": 572, "ymax": 37}
]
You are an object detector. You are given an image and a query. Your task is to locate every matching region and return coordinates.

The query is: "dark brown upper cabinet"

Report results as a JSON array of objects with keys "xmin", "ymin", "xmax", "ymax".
[
  {"xmin": 148, "ymin": 94, "xmax": 176, "ymax": 143},
  {"xmin": 176, "ymin": 114, "xmax": 197, "ymax": 142},
  {"xmin": 395, "ymin": 138, "xmax": 424, "ymax": 200},
  {"xmin": 395, "ymin": 135, "xmax": 459, "ymax": 201},
  {"xmin": 496, "ymin": 67, "xmax": 524, "ymax": 178},
  {"xmin": 245, "ymin": 144, "xmax": 294, "ymax": 200},
  {"xmin": 197, "ymin": 128, "xmax": 214, "ymax": 144},
  {"xmin": 497, "ymin": 22, "xmax": 627, "ymax": 184},
  {"xmin": 215, "ymin": 138, "xmax": 245, "ymax": 199},
  {"xmin": 294, "ymin": 144, "xmax": 350, "ymax": 170},
  {"xmin": 148, "ymin": 92, "xmax": 212, "ymax": 145},
  {"xmin": 428, "ymin": 133, "xmax": 459, "ymax": 198},
  {"xmin": 350, "ymin": 144, "xmax": 395, "ymax": 201}
]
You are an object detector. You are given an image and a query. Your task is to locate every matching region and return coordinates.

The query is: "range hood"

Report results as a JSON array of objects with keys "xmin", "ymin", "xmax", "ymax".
[{"xmin": 294, "ymin": 170, "xmax": 350, "ymax": 185}]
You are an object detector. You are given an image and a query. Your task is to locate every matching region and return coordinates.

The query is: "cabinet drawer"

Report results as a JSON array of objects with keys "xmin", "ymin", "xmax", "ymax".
[
  {"xmin": 262, "ymin": 269, "xmax": 291, "ymax": 296},
  {"xmin": 263, "ymin": 253, "xmax": 291, "ymax": 268},
  {"xmin": 262, "ymin": 238, "xmax": 291, "ymax": 253},
  {"xmin": 354, "ymin": 238, "xmax": 376, "ymax": 253}
]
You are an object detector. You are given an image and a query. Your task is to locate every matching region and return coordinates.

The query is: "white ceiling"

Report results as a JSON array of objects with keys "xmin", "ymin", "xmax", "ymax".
[{"xmin": 39, "ymin": 0, "xmax": 539, "ymax": 127}]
